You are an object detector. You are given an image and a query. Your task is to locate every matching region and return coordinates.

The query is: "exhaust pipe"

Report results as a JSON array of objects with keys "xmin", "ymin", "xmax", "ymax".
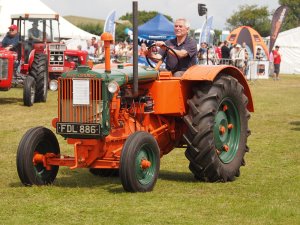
[{"xmin": 133, "ymin": 1, "xmax": 138, "ymax": 96}]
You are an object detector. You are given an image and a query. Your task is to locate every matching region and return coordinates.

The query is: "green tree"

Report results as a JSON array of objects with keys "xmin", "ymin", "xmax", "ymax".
[
  {"xmin": 77, "ymin": 23, "xmax": 103, "ymax": 36},
  {"xmin": 278, "ymin": 0, "xmax": 300, "ymax": 30},
  {"xmin": 120, "ymin": 10, "xmax": 173, "ymax": 25},
  {"xmin": 115, "ymin": 11, "xmax": 173, "ymax": 42},
  {"xmin": 115, "ymin": 23, "xmax": 132, "ymax": 42},
  {"xmin": 226, "ymin": 5, "xmax": 271, "ymax": 37}
]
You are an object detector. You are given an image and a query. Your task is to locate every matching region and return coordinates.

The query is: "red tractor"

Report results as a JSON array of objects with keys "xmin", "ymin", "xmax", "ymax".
[
  {"xmin": 0, "ymin": 14, "xmax": 88, "ymax": 106},
  {"xmin": 16, "ymin": 3, "xmax": 254, "ymax": 192}
]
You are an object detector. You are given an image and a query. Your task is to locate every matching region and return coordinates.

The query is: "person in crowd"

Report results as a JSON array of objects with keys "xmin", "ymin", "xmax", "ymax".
[
  {"xmin": 242, "ymin": 42, "xmax": 249, "ymax": 75},
  {"xmin": 1, "ymin": 24, "xmax": 20, "ymax": 52},
  {"xmin": 84, "ymin": 39, "xmax": 95, "ymax": 60},
  {"xmin": 229, "ymin": 43, "xmax": 236, "ymax": 60},
  {"xmin": 215, "ymin": 41, "xmax": 223, "ymax": 63},
  {"xmin": 77, "ymin": 45, "xmax": 82, "ymax": 51},
  {"xmin": 221, "ymin": 40, "xmax": 230, "ymax": 64},
  {"xmin": 148, "ymin": 18, "xmax": 197, "ymax": 77},
  {"xmin": 138, "ymin": 43, "xmax": 147, "ymax": 57},
  {"xmin": 28, "ymin": 21, "xmax": 42, "ymax": 43},
  {"xmin": 272, "ymin": 45, "xmax": 281, "ymax": 80},
  {"xmin": 197, "ymin": 42, "xmax": 208, "ymax": 64},
  {"xmin": 255, "ymin": 47, "xmax": 264, "ymax": 60},
  {"xmin": 231, "ymin": 44, "xmax": 245, "ymax": 73},
  {"xmin": 91, "ymin": 37, "xmax": 99, "ymax": 57}
]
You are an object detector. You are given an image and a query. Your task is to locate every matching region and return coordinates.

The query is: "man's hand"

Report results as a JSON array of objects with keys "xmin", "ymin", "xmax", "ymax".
[
  {"xmin": 155, "ymin": 41, "xmax": 165, "ymax": 47},
  {"xmin": 5, "ymin": 45, "xmax": 13, "ymax": 51}
]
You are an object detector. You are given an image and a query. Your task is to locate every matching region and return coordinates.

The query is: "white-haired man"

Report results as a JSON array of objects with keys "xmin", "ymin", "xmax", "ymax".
[{"xmin": 151, "ymin": 18, "xmax": 197, "ymax": 77}]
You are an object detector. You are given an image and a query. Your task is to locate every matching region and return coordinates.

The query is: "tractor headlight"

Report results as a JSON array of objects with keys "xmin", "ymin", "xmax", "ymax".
[
  {"xmin": 108, "ymin": 81, "xmax": 119, "ymax": 93},
  {"xmin": 57, "ymin": 56, "xmax": 63, "ymax": 61},
  {"xmin": 50, "ymin": 56, "xmax": 55, "ymax": 61},
  {"xmin": 49, "ymin": 79, "xmax": 58, "ymax": 91}
]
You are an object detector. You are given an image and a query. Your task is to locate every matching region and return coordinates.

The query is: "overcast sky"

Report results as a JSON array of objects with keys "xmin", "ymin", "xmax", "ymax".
[{"xmin": 41, "ymin": 0, "xmax": 280, "ymax": 30}]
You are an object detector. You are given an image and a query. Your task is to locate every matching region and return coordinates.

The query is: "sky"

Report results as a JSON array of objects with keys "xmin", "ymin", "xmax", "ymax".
[{"xmin": 41, "ymin": 0, "xmax": 280, "ymax": 30}]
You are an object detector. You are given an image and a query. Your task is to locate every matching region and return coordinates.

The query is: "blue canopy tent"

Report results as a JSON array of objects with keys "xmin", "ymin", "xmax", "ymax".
[{"xmin": 138, "ymin": 13, "xmax": 175, "ymax": 42}]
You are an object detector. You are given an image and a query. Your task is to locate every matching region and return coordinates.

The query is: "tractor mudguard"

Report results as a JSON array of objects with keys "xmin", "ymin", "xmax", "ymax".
[
  {"xmin": 28, "ymin": 49, "xmax": 36, "ymax": 70},
  {"xmin": 181, "ymin": 65, "xmax": 254, "ymax": 112}
]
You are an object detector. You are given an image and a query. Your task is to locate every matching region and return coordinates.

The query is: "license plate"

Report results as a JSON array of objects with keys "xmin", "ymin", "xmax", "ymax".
[
  {"xmin": 56, "ymin": 123, "xmax": 100, "ymax": 135},
  {"xmin": 51, "ymin": 67, "xmax": 64, "ymax": 71}
]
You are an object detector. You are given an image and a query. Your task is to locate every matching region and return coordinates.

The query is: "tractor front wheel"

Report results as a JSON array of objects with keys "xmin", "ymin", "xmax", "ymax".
[
  {"xmin": 120, "ymin": 131, "xmax": 160, "ymax": 192},
  {"xmin": 183, "ymin": 75, "xmax": 250, "ymax": 182},
  {"xmin": 16, "ymin": 127, "xmax": 60, "ymax": 186},
  {"xmin": 23, "ymin": 76, "xmax": 36, "ymax": 106}
]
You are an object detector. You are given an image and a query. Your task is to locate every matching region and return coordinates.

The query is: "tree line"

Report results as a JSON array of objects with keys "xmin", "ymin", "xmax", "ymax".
[{"xmin": 77, "ymin": 0, "xmax": 299, "ymax": 42}]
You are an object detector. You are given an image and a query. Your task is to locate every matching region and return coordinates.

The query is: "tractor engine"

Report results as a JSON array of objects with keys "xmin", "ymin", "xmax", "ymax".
[{"xmin": 0, "ymin": 51, "xmax": 17, "ymax": 91}]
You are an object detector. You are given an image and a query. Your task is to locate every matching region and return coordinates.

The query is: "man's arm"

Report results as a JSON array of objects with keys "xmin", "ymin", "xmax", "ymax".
[{"xmin": 155, "ymin": 41, "xmax": 188, "ymax": 58}]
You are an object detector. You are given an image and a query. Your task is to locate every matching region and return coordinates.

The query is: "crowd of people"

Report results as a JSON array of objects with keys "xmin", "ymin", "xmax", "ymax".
[
  {"xmin": 77, "ymin": 38, "xmax": 135, "ymax": 63},
  {"xmin": 1, "ymin": 18, "xmax": 281, "ymax": 80},
  {"xmin": 197, "ymin": 40, "xmax": 270, "ymax": 74}
]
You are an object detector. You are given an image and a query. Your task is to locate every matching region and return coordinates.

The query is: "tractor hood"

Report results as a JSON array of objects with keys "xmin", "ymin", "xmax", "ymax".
[{"xmin": 61, "ymin": 65, "xmax": 158, "ymax": 86}]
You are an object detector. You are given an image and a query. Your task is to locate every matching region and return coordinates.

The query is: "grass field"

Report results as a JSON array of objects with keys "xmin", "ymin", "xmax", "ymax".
[{"xmin": 0, "ymin": 75, "xmax": 299, "ymax": 225}]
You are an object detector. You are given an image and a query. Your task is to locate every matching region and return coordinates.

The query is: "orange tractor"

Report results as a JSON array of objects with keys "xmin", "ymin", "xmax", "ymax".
[{"xmin": 16, "ymin": 3, "xmax": 253, "ymax": 192}]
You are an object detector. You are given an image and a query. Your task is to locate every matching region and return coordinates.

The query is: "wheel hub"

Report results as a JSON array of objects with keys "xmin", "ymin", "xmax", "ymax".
[{"xmin": 214, "ymin": 100, "xmax": 241, "ymax": 163}]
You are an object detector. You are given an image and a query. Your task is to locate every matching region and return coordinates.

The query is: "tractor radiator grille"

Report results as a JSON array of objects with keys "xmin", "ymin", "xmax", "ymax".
[
  {"xmin": 0, "ymin": 58, "xmax": 9, "ymax": 80},
  {"xmin": 49, "ymin": 51, "xmax": 64, "ymax": 65},
  {"xmin": 49, "ymin": 44, "xmax": 66, "ymax": 66},
  {"xmin": 58, "ymin": 78, "xmax": 103, "ymax": 124}
]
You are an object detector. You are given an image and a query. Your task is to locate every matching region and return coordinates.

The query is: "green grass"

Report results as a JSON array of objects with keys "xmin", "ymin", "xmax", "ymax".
[{"xmin": 0, "ymin": 75, "xmax": 299, "ymax": 225}]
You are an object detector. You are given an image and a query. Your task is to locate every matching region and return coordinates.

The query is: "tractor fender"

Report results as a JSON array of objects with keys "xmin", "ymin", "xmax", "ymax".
[
  {"xmin": 28, "ymin": 49, "xmax": 36, "ymax": 70},
  {"xmin": 182, "ymin": 65, "xmax": 254, "ymax": 112}
]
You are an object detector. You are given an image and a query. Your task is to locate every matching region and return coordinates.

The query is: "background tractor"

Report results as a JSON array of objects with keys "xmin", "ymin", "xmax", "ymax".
[
  {"xmin": 16, "ymin": 2, "xmax": 254, "ymax": 192},
  {"xmin": 0, "ymin": 14, "xmax": 88, "ymax": 106}
]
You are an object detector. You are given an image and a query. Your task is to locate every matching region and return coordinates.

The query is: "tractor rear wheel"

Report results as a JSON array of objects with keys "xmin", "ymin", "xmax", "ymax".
[
  {"xmin": 16, "ymin": 126, "xmax": 60, "ymax": 186},
  {"xmin": 120, "ymin": 131, "xmax": 160, "ymax": 192},
  {"xmin": 23, "ymin": 76, "xmax": 36, "ymax": 106},
  {"xmin": 183, "ymin": 75, "xmax": 250, "ymax": 182},
  {"xmin": 30, "ymin": 54, "xmax": 48, "ymax": 102}
]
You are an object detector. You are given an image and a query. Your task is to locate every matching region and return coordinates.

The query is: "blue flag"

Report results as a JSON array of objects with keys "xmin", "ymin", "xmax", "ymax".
[
  {"xmin": 200, "ymin": 16, "xmax": 213, "ymax": 44},
  {"xmin": 104, "ymin": 10, "xmax": 116, "ymax": 38}
]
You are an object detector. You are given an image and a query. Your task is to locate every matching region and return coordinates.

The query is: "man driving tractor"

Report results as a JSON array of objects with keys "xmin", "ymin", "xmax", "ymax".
[{"xmin": 148, "ymin": 18, "xmax": 197, "ymax": 77}]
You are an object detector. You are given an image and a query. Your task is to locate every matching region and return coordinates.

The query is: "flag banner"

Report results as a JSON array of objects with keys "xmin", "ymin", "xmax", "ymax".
[
  {"xmin": 269, "ymin": 6, "xmax": 289, "ymax": 52},
  {"xmin": 200, "ymin": 16, "xmax": 213, "ymax": 44},
  {"xmin": 104, "ymin": 10, "xmax": 116, "ymax": 37}
]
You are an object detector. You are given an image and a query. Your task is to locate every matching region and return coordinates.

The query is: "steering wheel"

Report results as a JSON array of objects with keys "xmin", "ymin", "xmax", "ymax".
[{"xmin": 146, "ymin": 43, "xmax": 180, "ymax": 72}]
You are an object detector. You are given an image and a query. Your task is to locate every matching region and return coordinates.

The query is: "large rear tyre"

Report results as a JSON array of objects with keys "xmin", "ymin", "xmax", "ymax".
[
  {"xmin": 30, "ymin": 54, "xmax": 48, "ymax": 102},
  {"xmin": 183, "ymin": 75, "xmax": 250, "ymax": 182},
  {"xmin": 119, "ymin": 131, "xmax": 160, "ymax": 192},
  {"xmin": 16, "ymin": 127, "xmax": 60, "ymax": 186},
  {"xmin": 23, "ymin": 76, "xmax": 36, "ymax": 106}
]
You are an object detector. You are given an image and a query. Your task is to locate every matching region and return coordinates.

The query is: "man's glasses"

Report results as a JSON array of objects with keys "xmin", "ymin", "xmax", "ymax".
[
  {"xmin": 9, "ymin": 29, "xmax": 15, "ymax": 31},
  {"xmin": 174, "ymin": 25, "xmax": 184, "ymax": 28}
]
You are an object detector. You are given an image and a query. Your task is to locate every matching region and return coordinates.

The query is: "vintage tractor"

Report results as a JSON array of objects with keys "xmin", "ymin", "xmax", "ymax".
[
  {"xmin": 0, "ymin": 14, "xmax": 88, "ymax": 106},
  {"xmin": 16, "ymin": 3, "xmax": 253, "ymax": 192}
]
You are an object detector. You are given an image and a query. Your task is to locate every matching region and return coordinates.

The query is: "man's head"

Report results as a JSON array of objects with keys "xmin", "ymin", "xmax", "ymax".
[
  {"xmin": 91, "ymin": 37, "xmax": 97, "ymax": 43},
  {"xmin": 257, "ymin": 47, "xmax": 261, "ymax": 51},
  {"xmin": 8, "ymin": 24, "xmax": 18, "ymax": 36},
  {"xmin": 236, "ymin": 44, "xmax": 241, "ymax": 48},
  {"xmin": 275, "ymin": 45, "xmax": 280, "ymax": 50},
  {"xmin": 174, "ymin": 18, "xmax": 190, "ymax": 38},
  {"xmin": 32, "ymin": 21, "xmax": 39, "ymax": 28}
]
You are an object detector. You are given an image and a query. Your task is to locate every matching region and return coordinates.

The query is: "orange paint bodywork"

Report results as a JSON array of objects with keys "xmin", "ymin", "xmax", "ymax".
[{"xmin": 45, "ymin": 36, "xmax": 253, "ymax": 171}]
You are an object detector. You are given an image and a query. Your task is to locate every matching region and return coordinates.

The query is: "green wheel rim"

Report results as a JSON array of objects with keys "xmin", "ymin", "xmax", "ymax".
[
  {"xmin": 213, "ymin": 98, "xmax": 241, "ymax": 163},
  {"xmin": 135, "ymin": 144, "xmax": 157, "ymax": 185}
]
